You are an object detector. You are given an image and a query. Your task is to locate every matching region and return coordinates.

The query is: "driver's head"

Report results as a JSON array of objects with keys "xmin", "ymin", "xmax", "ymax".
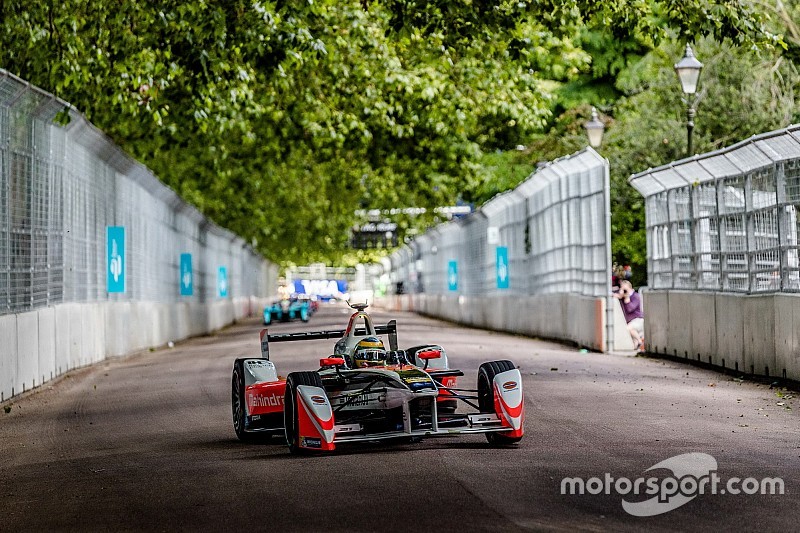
[{"xmin": 353, "ymin": 337, "xmax": 387, "ymax": 368}]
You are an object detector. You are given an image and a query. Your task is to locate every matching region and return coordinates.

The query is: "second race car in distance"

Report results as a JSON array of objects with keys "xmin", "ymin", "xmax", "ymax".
[{"xmin": 262, "ymin": 296, "xmax": 311, "ymax": 325}]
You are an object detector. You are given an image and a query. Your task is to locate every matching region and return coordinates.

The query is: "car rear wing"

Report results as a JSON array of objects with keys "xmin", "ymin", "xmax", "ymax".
[{"xmin": 259, "ymin": 320, "xmax": 398, "ymax": 360}]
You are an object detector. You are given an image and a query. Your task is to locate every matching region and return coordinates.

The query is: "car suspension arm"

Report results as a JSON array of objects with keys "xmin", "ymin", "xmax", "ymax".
[{"xmin": 435, "ymin": 384, "xmax": 480, "ymax": 410}]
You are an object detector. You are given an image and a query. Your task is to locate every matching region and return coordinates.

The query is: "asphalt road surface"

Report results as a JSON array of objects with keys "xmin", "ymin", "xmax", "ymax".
[{"xmin": 1, "ymin": 303, "xmax": 797, "ymax": 532}]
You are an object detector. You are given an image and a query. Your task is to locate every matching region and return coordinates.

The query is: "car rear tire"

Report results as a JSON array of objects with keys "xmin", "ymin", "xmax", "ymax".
[
  {"xmin": 300, "ymin": 306, "xmax": 309, "ymax": 322},
  {"xmin": 477, "ymin": 360, "xmax": 522, "ymax": 446},
  {"xmin": 284, "ymin": 371, "xmax": 325, "ymax": 454},
  {"xmin": 232, "ymin": 359, "xmax": 252, "ymax": 441}
]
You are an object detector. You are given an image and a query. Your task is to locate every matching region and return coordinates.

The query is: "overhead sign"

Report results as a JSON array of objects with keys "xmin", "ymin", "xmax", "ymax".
[
  {"xmin": 496, "ymin": 246, "xmax": 509, "ymax": 289},
  {"xmin": 218, "ymin": 266, "xmax": 228, "ymax": 298},
  {"xmin": 180, "ymin": 253, "xmax": 193, "ymax": 296},
  {"xmin": 293, "ymin": 279, "xmax": 348, "ymax": 301},
  {"xmin": 447, "ymin": 260, "xmax": 458, "ymax": 291},
  {"xmin": 107, "ymin": 226, "xmax": 125, "ymax": 293}
]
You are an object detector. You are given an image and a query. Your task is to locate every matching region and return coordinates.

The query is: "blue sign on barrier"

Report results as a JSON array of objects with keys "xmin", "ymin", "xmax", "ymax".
[
  {"xmin": 496, "ymin": 246, "xmax": 509, "ymax": 289},
  {"xmin": 107, "ymin": 226, "xmax": 125, "ymax": 293},
  {"xmin": 447, "ymin": 260, "xmax": 458, "ymax": 291},
  {"xmin": 180, "ymin": 253, "xmax": 193, "ymax": 296},
  {"xmin": 218, "ymin": 266, "xmax": 228, "ymax": 297}
]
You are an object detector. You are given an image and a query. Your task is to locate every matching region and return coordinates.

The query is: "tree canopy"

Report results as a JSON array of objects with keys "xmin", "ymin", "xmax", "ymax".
[{"xmin": 0, "ymin": 0, "xmax": 791, "ymax": 274}]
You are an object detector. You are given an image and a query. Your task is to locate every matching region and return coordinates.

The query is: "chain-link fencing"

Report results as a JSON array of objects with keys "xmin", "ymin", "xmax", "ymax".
[
  {"xmin": 380, "ymin": 148, "xmax": 625, "ymax": 352},
  {"xmin": 629, "ymin": 125, "xmax": 800, "ymax": 293},
  {"xmin": 0, "ymin": 69, "xmax": 276, "ymax": 316},
  {"xmin": 387, "ymin": 148, "xmax": 611, "ymax": 299}
]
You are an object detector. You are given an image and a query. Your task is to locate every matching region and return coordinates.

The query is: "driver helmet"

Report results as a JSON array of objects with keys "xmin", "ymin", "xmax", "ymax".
[{"xmin": 353, "ymin": 337, "xmax": 387, "ymax": 368}]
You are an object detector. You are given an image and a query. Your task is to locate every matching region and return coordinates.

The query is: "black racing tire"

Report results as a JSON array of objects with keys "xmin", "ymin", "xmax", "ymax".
[
  {"xmin": 232, "ymin": 359, "xmax": 252, "ymax": 441},
  {"xmin": 284, "ymin": 371, "xmax": 325, "ymax": 454},
  {"xmin": 477, "ymin": 360, "xmax": 522, "ymax": 446}
]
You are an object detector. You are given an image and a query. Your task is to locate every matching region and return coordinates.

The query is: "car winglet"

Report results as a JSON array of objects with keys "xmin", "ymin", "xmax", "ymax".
[{"xmin": 260, "ymin": 320, "xmax": 398, "ymax": 357}]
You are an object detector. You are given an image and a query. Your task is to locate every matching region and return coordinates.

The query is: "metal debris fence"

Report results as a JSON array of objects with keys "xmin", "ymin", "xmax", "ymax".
[
  {"xmin": 385, "ymin": 148, "xmax": 611, "ymax": 300},
  {"xmin": 629, "ymin": 125, "xmax": 800, "ymax": 293},
  {"xmin": 0, "ymin": 69, "xmax": 276, "ymax": 316}
]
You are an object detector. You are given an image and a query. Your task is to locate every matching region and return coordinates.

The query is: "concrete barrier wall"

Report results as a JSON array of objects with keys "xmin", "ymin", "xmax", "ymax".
[
  {"xmin": 643, "ymin": 290, "xmax": 800, "ymax": 382},
  {"xmin": 0, "ymin": 296, "xmax": 270, "ymax": 402},
  {"xmin": 376, "ymin": 293, "xmax": 624, "ymax": 352}
]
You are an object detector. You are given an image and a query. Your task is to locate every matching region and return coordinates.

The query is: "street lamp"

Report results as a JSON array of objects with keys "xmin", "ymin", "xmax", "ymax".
[
  {"xmin": 584, "ymin": 107, "xmax": 605, "ymax": 148},
  {"xmin": 674, "ymin": 44, "xmax": 704, "ymax": 156}
]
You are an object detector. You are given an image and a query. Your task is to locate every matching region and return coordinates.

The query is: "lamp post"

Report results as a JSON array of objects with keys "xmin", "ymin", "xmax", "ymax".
[
  {"xmin": 583, "ymin": 105, "xmax": 611, "ymax": 349},
  {"xmin": 584, "ymin": 107, "xmax": 605, "ymax": 148},
  {"xmin": 674, "ymin": 44, "xmax": 704, "ymax": 156}
]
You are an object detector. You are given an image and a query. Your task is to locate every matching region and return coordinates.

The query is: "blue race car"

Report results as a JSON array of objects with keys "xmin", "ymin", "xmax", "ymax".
[{"xmin": 263, "ymin": 297, "xmax": 311, "ymax": 325}]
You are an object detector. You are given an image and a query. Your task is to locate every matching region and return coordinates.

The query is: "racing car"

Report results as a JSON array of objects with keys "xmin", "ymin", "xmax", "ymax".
[
  {"xmin": 262, "ymin": 296, "xmax": 311, "ymax": 325},
  {"xmin": 231, "ymin": 303, "xmax": 524, "ymax": 454}
]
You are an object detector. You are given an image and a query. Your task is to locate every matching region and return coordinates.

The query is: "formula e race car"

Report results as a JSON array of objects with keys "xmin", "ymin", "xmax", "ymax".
[
  {"xmin": 263, "ymin": 296, "xmax": 311, "ymax": 325},
  {"xmin": 231, "ymin": 303, "xmax": 524, "ymax": 454}
]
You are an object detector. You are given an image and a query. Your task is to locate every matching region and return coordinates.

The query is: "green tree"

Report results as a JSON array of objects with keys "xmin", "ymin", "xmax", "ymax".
[{"xmin": 0, "ymin": 0, "xmax": 783, "ymax": 267}]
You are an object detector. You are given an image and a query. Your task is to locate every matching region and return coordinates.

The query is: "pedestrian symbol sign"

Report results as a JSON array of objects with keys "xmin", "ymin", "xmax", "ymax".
[
  {"xmin": 218, "ymin": 266, "xmax": 228, "ymax": 297},
  {"xmin": 448, "ymin": 260, "xmax": 458, "ymax": 291},
  {"xmin": 107, "ymin": 226, "xmax": 125, "ymax": 293},
  {"xmin": 496, "ymin": 246, "xmax": 509, "ymax": 289},
  {"xmin": 180, "ymin": 253, "xmax": 193, "ymax": 296}
]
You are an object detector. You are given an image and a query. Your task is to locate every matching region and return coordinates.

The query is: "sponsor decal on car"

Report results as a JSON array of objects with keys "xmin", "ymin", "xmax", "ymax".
[
  {"xmin": 301, "ymin": 437, "xmax": 322, "ymax": 449},
  {"xmin": 503, "ymin": 381, "xmax": 518, "ymax": 391},
  {"xmin": 332, "ymin": 392, "xmax": 383, "ymax": 408},
  {"xmin": 249, "ymin": 393, "xmax": 284, "ymax": 407},
  {"xmin": 310, "ymin": 395, "xmax": 327, "ymax": 405}
]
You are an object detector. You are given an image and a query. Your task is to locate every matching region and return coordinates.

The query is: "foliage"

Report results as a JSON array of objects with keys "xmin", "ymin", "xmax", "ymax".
[
  {"xmin": 467, "ymin": 150, "xmax": 537, "ymax": 206},
  {"xmin": 0, "ymin": 0, "xmax": 788, "ymax": 270}
]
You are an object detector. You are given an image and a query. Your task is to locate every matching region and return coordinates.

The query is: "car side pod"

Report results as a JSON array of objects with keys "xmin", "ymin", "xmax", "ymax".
[
  {"xmin": 492, "ymin": 369, "xmax": 524, "ymax": 438},
  {"xmin": 296, "ymin": 385, "xmax": 335, "ymax": 451}
]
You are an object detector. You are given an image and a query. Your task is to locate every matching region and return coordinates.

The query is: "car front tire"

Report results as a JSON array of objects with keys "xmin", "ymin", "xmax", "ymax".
[
  {"xmin": 477, "ymin": 360, "xmax": 522, "ymax": 446},
  {"xmin": 283, "ymin": 371, "xmax": 325, "ymax": 454}
]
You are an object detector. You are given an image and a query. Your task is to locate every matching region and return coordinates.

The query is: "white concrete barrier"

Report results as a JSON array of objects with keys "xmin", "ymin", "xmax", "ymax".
[
  {"xmin": 38, "ymin": 307, "xmax": 56, "ymax": 387},
  {"xmin": 376, "ymin": 292, "xmax": 614, "ymax": 352},
  {"xmin": 0, "ymin": 314, "xmax": 17, "ymax": 401},
  {"xmin": 647, "ymin": 290, "xmax": 799, "ymax": 381},
  {"xmin": 16, "ymin": 311, "xmax": 39, "ymax": 395},
  {"xmin": 743, "ymin": 297, "xmax": 776, "ymax": 378},
  {"xmin": 642, "ymin": 290, "xmax": 667, "ymax": 354},
  {"xmin": 691, "ymin": 293, "xmax": 718, "ymax": 365},
  {"xmin": 0, "ymin": 297, "xmax": 263, "ymax": 403},
  {"xmin": 714, "ymin": 293, "xmax": 745, "ymax": 373},
  {"xmin": 667, "ymin": 291, "xmax": 694, "ymax": 360},
  {"xmin": 775, "ymin": 294, "xmax": 800, "ymax": 380}
]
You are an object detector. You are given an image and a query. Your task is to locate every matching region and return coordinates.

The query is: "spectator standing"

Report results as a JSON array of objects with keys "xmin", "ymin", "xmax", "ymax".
[{"xmin": 614, "ymin": 280, "xmax": 644, "ymax": 351}]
